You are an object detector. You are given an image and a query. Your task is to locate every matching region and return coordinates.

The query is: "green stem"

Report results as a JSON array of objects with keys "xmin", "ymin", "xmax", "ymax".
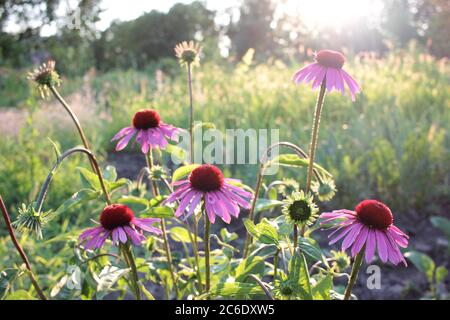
[
  {"xmin": 293, "ymin": 224, "xmax": 298, "ymax": 248},
  {"xmin": 243, "ymin": 163, "xmax": 264, "ymax": 258},
  {"xmin": 204, "ymin": 214, "xmax": 211, "ymax": 294},
  {"xmin": 273, "ymin": 248, "xmax": 280, "ymax": 281},
  {"xmin": 49, "ymin": 86, "xmax": 97, "ymax": 174},
  {"xmin": 305, "ymin": 81, "xmax": 327, "ymax": 194},
  {"xmin": 0, "ymin": 195, "xmax": 47, "ymax": 300},
  {"xmin": 35, "ymin": 147, "xmax": 111, "ymax": 212},
  {"xmin": 344, "ymin": 249, "xmax": 364, "ymax": 300},
  {"xmin": 121, "ymin": 244, "xmax": 141, "ymax": 300},
  {"xmin": 145, "ymin": 151, "xmax": 179, "ymax": 297},
  {"xmin": 187, "ymin": 63, "xmax": 194, "ymax": 163},
  {"xmin": 303, "ymin": 81, "xmax": 327, "ymax": 238}
]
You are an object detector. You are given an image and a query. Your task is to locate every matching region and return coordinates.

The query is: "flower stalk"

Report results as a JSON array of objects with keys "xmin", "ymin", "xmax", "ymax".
[
  {"xmin": 0, "ymin": 195, "xmax": 47, "ymax": 300},
  {"xmin": 187, "ymin": 63, "xmax": 194, "ymax": 163},
  {"xmin": 204, "ymin": 213, "xmax": 211, "ymax": 294},
  {"xmin": 344, "ymin": 248, "xmax": 365, "ymax": 300},
  {"xmin": 145, "ymin": 151, "xmax": 179, "ymax": 297},
  {"xmin": 120, "ymin": 243, "xmax": 141, "ymax": 300}
]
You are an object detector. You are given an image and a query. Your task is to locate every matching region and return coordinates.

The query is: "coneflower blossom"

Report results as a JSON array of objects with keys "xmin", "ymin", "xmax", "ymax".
[
  {"xmin": 293, "ymin": 50, "xmax": 361, "ymax": 101},
  {"xmin": 79, "ymin": 204, "xmax": 161, "ymax": 249},
  {"xmin": 320, "ymin": 200, "xmax": 408, "ymax": 266},
  {"xmin": 111, "ymin": 109, "xmax": 179, "ymax": 154},
  {"xmin": 164, "ymin": 164, "xmax": 253, "ymax": 224}
]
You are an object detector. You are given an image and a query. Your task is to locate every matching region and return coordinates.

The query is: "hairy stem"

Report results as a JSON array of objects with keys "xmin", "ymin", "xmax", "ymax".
[
  {"xmin": 0, "ymin": 196, "xmax": 47, "ymax": 300},
  {"xmin": 187, "ymin": 63, "xmax": 194, "ymax": 163},
  {"xmin": 344, "ymin": 249, "xmax": 364, "ymax": 300},
  {"xmin": 145, "ymin": 151, "xmax": 179, "ymax": 297},
  {"xmin": 204, "ymin": 213, "xmax": 211, "ymax": 294},
  {"xmin": 35, "ymin": 147, "xmax": 111, "ymax": 213},
  {"xmin": 49, "ymin": 86, "xmax": 97, "ymax": 174},
  {"xmin": 121, "ymin": 244, "xmax": 141, "ymax": 300}
]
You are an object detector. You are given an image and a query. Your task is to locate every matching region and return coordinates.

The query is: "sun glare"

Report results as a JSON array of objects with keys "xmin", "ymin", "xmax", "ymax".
[{"xmin": 279, "ymin": 0, "xmax": 384, "ymax": 30}]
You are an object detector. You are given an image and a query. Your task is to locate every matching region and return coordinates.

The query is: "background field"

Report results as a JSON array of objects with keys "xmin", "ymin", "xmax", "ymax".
[{"xmin": 0, "ymin": 0, "xmax": 449, "ymax": 300}]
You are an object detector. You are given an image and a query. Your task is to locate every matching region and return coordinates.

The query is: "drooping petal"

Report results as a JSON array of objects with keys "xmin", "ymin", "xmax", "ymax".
[
  {"xmin": 375, "ymin": 230, "xmax": 388, "ymax": 263},
  {"xmin": 351, "ymin": 226, "xmax": 369, "ymax": 256},
  {"xmin": 111, "ymin": 126, "xmax": 134, "ymax": 141},
  {"xmin": 364, "ymin": 229, "xmax": 377, "ymax": 263},
  {"xmin": 117, "ymin": 227, "xmax": 128, "ymax": 244},
  {"xmin": 329, "ymin": 223, "xmax": 354, "ymax": 245},
  {"xmin": 115, "ymin": 129, "xmax": 136, "ymax": 151},
  {"xmin": 342, "ymin": 222, "xmax": 364, "ymax": 251}
]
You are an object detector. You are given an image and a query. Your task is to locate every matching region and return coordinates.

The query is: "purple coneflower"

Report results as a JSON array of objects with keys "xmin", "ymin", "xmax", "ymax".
[
  {"xmin": 320, "ymin": 199, "xmax": 409, "ymax": 266},
  {"xmin": 293, "ymin": 50, "xmax": 361, "ymax": 101},
  {"xmin": 165, "ymin": 164, "xmax": 253, "ymax": 224},
  {"xmin": 79, "ymin": 204, "xmax": 161, "ymax": 249},
  {"xmin": 111, "ymin": 109, "xmax": 179, "ymax": 154}
]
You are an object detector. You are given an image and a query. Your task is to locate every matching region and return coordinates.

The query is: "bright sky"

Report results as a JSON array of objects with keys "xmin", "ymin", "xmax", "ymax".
[{"xmin": 5, "ymin": 0, "xmax": 384, "ymax": 35}]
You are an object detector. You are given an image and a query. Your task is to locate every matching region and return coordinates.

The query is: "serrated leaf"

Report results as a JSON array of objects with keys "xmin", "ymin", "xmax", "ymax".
[
  {"xmin": 288, "ymin": 251, "xmax": 312, "ymax": 299},
  {"xmin": 235, "ymin": 256, "xmax": 265, "ymax": 282},
  {"xmin": 56, "ymin": 189, "xmax": 99, "ymax": 215},
  {"xmin": 312, "ymin": 274, "xmax": 333, "ymax": 300},
  {"xmin": 299, "ymin": 237, "xmax": 325, "ymax": 264},
  {"xmin": 243, "ymin": 218, "xmax": 279, "ymax": 245},
  {"xmin": 172, "ymin": 164, "xmax": 200, "ymax": 182},
  {"xmin": 78, "ymin": 167, "xmax": 101, "ymax": 190},
  {"xmin": 268, "ymin": 154, "xmax": 332, "ymax": 177},
  {"xmin": 140, "ymin": 206, "xmax": 174, "ymax": 218},
  {"xmin": 201, "ymin": 282, "xmax": 264, "ymax": 299},
  {"xmin": 405, "ymin": 251, "xmax": 435, "ymax": 283},
  {"xmin": 254, "ymin": 199, "xmax": 283, "ymax": 213},
  {"xmin": 169, "ymin": 226, "xmax": 198, "ymax": 243}
]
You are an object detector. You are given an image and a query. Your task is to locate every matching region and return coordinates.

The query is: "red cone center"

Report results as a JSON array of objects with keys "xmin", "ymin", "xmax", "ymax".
[
  {"xmin": 356, "ymin": 200, "xmax": 393, "ymax": 230},
  {"xmin": 132, "ymin": 109, "xmax": 161, "ymax": 130},
  {"xmin": 189, "ymin": 164, "xmax": 224, "ymax": 192},
  {"xmin": 316, "ymin": 50, "xmax": 346, "ymax": 69},
  {"xmin": 100, "ymin": 204, "xmax": 135, "ymax": 230}
]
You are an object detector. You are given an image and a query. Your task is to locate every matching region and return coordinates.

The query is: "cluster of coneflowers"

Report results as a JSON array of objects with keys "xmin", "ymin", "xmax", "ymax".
[{"xmin": 0, "ymin": 42, "xmax": 410, "ymax": 301}]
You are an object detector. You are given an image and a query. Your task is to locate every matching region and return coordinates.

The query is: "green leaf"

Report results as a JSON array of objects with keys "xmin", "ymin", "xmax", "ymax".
[
  {"xmin": 95, "ymin": 266, "xmax": 130, "ymax": 300},
  {"xmin": 165, "ymin": 144, "xmax": 188, "ymax": 161},
  {"xmin": 220, "ymin": 228, "xmax": 238, "ymax": 243},
  {"xmin": 201, "ymin": 282, "xmax": 264, "ymax": 299},
  {"xmin": 268, "ymin": 154, "xmax": 332, "ymax": 177},
  {"xmin": 103, "ymin": 165, "xmax": 117, "ymax": 182},
  {"xmin": 235, "ymin": 256, "xmax": 265, "ymax": 282},
  {"xmin": 405, "ymin": 251, "xmax": 435, "ymax": 283},
  {"xmin": 0, "ymin": 268, "xmax": 20, "ymax": 299},
  {"xmin": 108, "ymin": 178, "xmax": 129, "ymax": 192},
  {"xmin": 149, "ymin": 195, "xmax": 166, "ymax": 207},
  {"xmin": 4, "ymin": 290, "xmax": 37, "ymax": 300},
  {"xmin": 118, "ymin": 196, "xmax": 149, "ymax": 207},
  {"xmin": 435, "ymin": 266, "xmax": 448, "ymax": 285},
  {"xmin": 312, "ymin": 274, "xmax": 333, "ymax": 300},
  {"xmin": 169, "ymin": 226, "xmax": 198, "ymax": 243},
  {"xmin": 430, "ymin": 216, "xmax": 450, "ymax": 239},
  {"xmin": 243, "ymin": 218, "xmax": 279, "ymax": 246},
  {"xmin": 299, "ymin": 237, "xmax": 326, "ymax": 264},
  {"xmin": 172, "ymin": 164, "xmax": 200, "ymax": 182},
  {"xmin": 78, "ymin": 167, "xmax": 101, "ymax": 190},
  {"xmin": 140, "ymin": 206, "xmax": 174, "ymax": 218},
  {"xmin": 56, "ymin": 189, "xmax": 99, "ymax": 215},
  {"xmin": 254, "ymin": 199, "xmax": 283, "ymax": 213},
  {"xmin": 288, "ymin": 251, "xmax": 312, "ymax": 299}
]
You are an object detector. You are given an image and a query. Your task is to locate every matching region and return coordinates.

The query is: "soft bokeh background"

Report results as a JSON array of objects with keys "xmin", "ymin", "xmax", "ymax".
[{"xmin": 0, "ymin": 0, "xmax": 449, "ymax": 299}]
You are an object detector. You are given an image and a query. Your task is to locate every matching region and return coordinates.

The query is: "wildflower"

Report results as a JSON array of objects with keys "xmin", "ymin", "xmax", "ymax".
[
  {"xmin": 164, "ymin": 164, "xmax": 252, "ymax": 224},
  {"xmin": 27, "ymin": 60, "xmax": 61, "ymax": 98},
  {"xmin": 293, "ymin": 50, "xmax": 361, "ymax": 101},
  {"xmin": 311, "ymin": 177, "xmax": 337, "ymax": 202},
  {"xmin": 111, "ymin": 109, "xmax": 179, "ymax": 154},
  {"xmin": 277, "ymin": 178, "xmax": 300, "ymax": 198},
  {"xmin": 320, "ymin": 200, "xmax": 409, "ymax": 266},
  {"xmin": 274, "ymin": 279, "xmax": 303, "ymax": 300},
  {"xmin": 282, "ymin": 191, "xmax": 319, "ymax": 226},
  {"xmin": 174, "ymin": 41, "xmax": 201, "ymax": 66},
  {"xmin": 79, "ymin": 204, "xmax": 161, "ymax": 249},
  {"xmin": 12, "ymin": 203, "xmax": 54, "ymax": 239}
]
